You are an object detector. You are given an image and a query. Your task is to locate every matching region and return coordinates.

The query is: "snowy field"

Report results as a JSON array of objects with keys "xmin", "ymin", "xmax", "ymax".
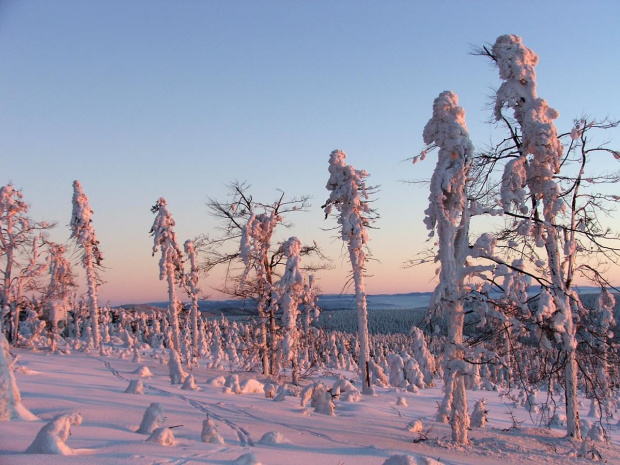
[{"xmin": 2, "ymin": 347, "xmax": 619, "ymax": 465}]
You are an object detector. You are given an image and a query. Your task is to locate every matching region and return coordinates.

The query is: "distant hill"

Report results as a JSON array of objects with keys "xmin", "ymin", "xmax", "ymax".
[
  {"xmin": 119, "ymin": 287, "xmax": 616, "ymax": 319},
  {"xmin": 118, "ymin": 292, "xmax": 434, "ymax": 317}
]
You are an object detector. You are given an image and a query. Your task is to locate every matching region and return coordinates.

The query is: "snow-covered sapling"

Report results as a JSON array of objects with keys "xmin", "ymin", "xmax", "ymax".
[
  {"xmin": 150, "ymin": 198, "xmax": 184, "ymax": 353},
  {"xmin": 25, "ymin": 413, "xmax": 82, "ymax": 455},
  {"xmin": 70, "ymin": 180, "xmax": 103, "ymax": 349},
  {"xmin": 137, "ymin": 402, "xmax": 165, "ymax": 434},
  {"xmin": 168, "ymin": 348, "xmax": 187, "ymax": 385},
  {"xmin": 146, "ymin": 426, "xmax": 175, "ymax": 446},
  {"xmin": 201, "ymin": 418, "xmax": 225, "ymax": 444},
  {"xmin": 125, "ymin": 379, "xmax": 144, "ymax": 394},
  {"xmin": 470, "ymin": 399, "xmax": 488, "ymax": 428}
]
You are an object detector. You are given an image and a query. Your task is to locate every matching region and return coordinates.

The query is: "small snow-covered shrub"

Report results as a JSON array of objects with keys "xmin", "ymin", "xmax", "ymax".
[
  {"xmin": 332, "ymin": 379, "xmax": 361, "ymax": 402},
  {"xmin": 272, "ymin": 383, "xmax": 299, "ymax": 402},
  {"xmin": 146, "ymin": 426, "xmax": 174, "ymax": 446},
  {"xmin": 201, "ymin": 418, "xmax": 225, "ymax": 444},
  {"xmin": 25, "ymin": 413, "xmax": 83, "ymax": 455},
  {"xmin": 206, "ymin": 375, "xmax": 226, "ymax": 387},
  {"xmin": 132, "ymin": 366, "xmax": 153, "ymax": 377},
  {"xmin": 311, "ymin": 383, "xmax": 334, "ymax": 415},
  {"xmin": 223, "ymin": 374, "xmax": 241, "ymax": 394},
  {"xmin": 258, "ymin": 431, "xmax": 290, "ymax": 445},
  {"xmin": 406, "ymin": 419, "xmax": 423, "ymax": 433},
  {"xmin": 240, "ymin": 378, "xmax": 264, "ymax": 394},
  {"xmin": 125, "ymin": 379, "xmax": 144, "ymax": 394},
  {"xmin": 396, "ymin": 396, "xmax": 407, "ymax": 407},
  {"xmin": 382, "ymin": 455, "xmax": 416, "ymax": 465},
  {"xmin": 168, "ymin": 349, "xmax": 187, "ymax": 385},
  {"xmin": 137, "ymin": 403, "xmax": 165, "ymax": 434},
  {"xmin": 181, "ymin": 374, "xmax": 198, "ymax": 391},
  {"xmin": 470, "ymin": 399, "xmax": 487, "ymax": 428},
  {"xmin": 264, "ymin": 382, "xmax": 277, "ymax": 399}
]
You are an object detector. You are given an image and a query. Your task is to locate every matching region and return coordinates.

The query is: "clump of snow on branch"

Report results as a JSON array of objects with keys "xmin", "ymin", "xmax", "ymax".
[
  {"xmin": 493, "ymin": 34, "xmax": 565, "ymax": 219},
  {"xmin": 422, "ymin": 90, "xmax": 474, "ymax": 238},
  {"xmin": 150, "ymin": 198, "xmax": 184, "ymax": 283},
  {"xmin": 70, "ymin": 180, "xmax": 103, "ymax": 266}
]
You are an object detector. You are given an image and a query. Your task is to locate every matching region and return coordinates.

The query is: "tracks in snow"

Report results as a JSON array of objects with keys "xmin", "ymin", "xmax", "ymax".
[
  {"xmin": 101, "ymin": 359, "xmax": 362, "ymax": 448},
  {"xmin": 103, "ymin": 360, "xmax": 254, "ymax": 446}
]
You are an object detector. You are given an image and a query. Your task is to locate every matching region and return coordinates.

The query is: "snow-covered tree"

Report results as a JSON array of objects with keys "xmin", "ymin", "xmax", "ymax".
[
  {"xmin": 484, "ymin": 34, "xmax": 620, "ymax": 439},
  {"xmin": 150, "ymin": 198, "xmax": 184, "ymax": 352},
  {"xmin": 70, "ymin": 180, "xmax": 103, "ymax": 349},
  {"xmin": 182, "ymin": 239, "xmax": 201, "ymax": 358},
  {"xmin": 420, "ymin": 91, "xmax": 475, "ymax": 444},
  {"xmin": 0, "ymin": 184, "xmax": 52, "ymax": 343},
  {"xmin": 273, "ymin": 236, "xmax": 305, "ymax": 384},
  {"xmin": 200, "ymin": 181, "xmax": 325, "ymax": 375},
  {"xmin": 239, "ymin": 208, "xmax": 280, "ymax": 374},
  {"xmin": 45, "ymin": 243, "xmax": 76, "ymax": 351},
  {"xmin": 323, "ymin": 149, "xmax": 377, "ymax": 394}
]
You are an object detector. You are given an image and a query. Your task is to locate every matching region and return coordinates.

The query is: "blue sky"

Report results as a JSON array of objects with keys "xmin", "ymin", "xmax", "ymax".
[{"xmin": 1, "ymin": 1, "xmax": 619, "ymax": 305}]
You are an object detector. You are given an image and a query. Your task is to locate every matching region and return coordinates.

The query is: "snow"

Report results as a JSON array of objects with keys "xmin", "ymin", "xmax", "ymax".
[{"xmin": 2, "ymin": 348, "xmax": 619, "ymax": 464}]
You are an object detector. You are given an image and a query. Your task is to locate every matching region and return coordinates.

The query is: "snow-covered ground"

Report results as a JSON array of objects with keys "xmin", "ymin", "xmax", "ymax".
[{"xmin": 2, "ymin": 347, "xmax": 619, "ymax": 464}]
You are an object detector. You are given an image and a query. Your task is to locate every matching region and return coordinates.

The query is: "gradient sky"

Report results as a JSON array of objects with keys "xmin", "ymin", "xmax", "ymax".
[{"xmin": 2, "ymin": 1, "xmax": 619, "ymax": 305}]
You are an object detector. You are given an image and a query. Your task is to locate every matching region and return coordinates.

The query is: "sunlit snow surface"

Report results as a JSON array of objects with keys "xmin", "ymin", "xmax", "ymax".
[{"xmin": 1, "ymin": 348, "xmax": 619, "ymax": 464}]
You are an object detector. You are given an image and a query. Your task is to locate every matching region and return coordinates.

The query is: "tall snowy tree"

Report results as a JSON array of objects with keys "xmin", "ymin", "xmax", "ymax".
[
  {"xmin": 150, "ymin": 197, "xmax": 184, "ymax": 352},
  {"xmin": 323, "ymin": 150, "xmax": 376, "ymax": 394},
  {"xmin": 421, "ymin": 91, "xmax": 475, "ymax": 444},
  {"xmin": 489, "ymin": 35, "xmax": 577, "ymax": 439},
  {"xmin": 70, "ymin": 180, "xmax": 103, "ymax": 349}
]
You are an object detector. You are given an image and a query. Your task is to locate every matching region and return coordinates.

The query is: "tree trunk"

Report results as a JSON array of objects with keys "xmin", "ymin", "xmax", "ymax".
[
  {"xmin": 349, "ymin": 246, "xmax": 371, "ymax": 394},
  {"xmin": 84, "ymin": 246, "xmax": 100, "ymax": 349}
]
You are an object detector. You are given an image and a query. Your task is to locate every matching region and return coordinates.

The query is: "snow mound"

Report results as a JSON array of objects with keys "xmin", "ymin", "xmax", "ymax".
[
  {"xmin": 258, "ymin": 431, "xmax": 291, "ymax": 445},
  {"xmin": 206, "ymin": 375, "xmax": 226, "ymax": 386},
  {"xmin": 396, "ymin": 396, "xmax": 408, "ymax": 406},
  {"xmin": 332, "ymin": 379, "xmax": 361, "ymax": 402},
  {"xmin": 146, "ymin": 426, "xmax": 174, "ymax": 446},
  {"xmin": 240, "ymin": 378, "xmax": 264, "ymax": 394},
  {"xmin": 125, "ymin": 379, "xmax": 144, "ymax": 394},
  {"xmin": 233, "ymin": 452, "xmax": 262, "ymax": 465},
  {"xmin": 132, "ymin": 365, "xmax": 153, "ymax": 377},
  {"xmin": 25, "ymin": 413, "xmax": 82, "ymax": 455},
  {"xmin": 383, "ymin": 454, "xmax": 443, "ymax": 465},
  {"xmin": 181, "ymin": 373, "xmax": 199, "ymax": 390},
  {"xmin": 407, "ymin": 419, "xmax": 423, "ymax": 433}
]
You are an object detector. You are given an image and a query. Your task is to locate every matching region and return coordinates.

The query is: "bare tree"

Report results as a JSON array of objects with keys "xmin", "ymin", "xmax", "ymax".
[
  {"xmin": 199, "ymin": 181, "xmax": 327, "ymax": 375},
  {"xmin": 0, "ymin": 184, "xmax": 53, "ymax": 343},
  {"xmin": 473, "ymin": 35, "xmax": 620, "ymax": 439}
]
